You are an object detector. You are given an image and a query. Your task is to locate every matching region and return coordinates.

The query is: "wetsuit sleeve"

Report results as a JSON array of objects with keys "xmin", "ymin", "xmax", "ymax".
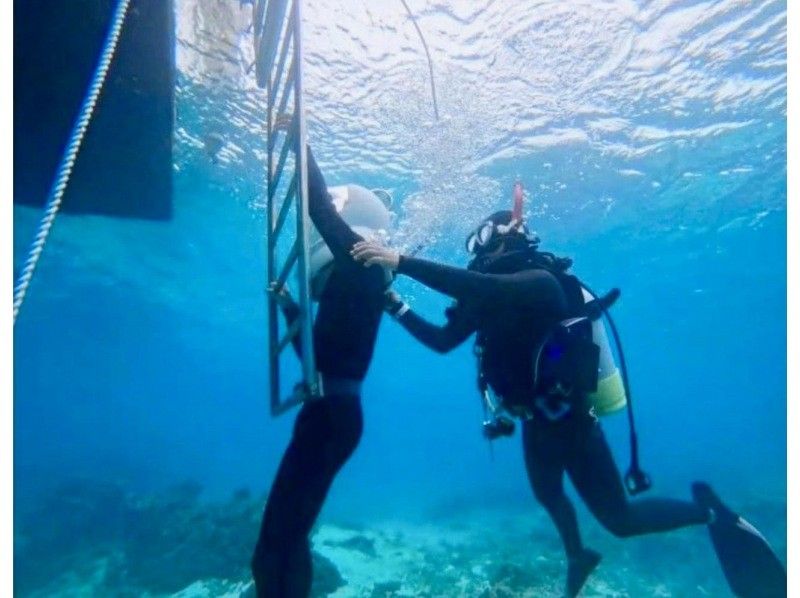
[
  {"xmin": 306, "ymin": 145, "xmax": 363, "ymax": 262},
  {"xmin": 396, "ymin": 303, "xmax": 476, "ymax": 353},
  {"xmin": 396, "ymin": 255, "xmax": 564, "ymax": 311}
]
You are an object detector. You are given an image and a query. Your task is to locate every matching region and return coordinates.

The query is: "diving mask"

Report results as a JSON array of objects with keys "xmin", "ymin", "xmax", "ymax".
[{"xmin": 465, "ymin": 218, "xmax": 531, "ymax": 255}]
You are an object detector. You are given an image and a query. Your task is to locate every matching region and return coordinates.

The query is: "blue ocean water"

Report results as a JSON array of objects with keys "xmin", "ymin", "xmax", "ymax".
[{"xmin": 13, "ymin": 0, "xmax": 786, "ymax": 595}]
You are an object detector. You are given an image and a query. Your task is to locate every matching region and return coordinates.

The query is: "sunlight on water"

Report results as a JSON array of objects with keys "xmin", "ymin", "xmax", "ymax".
[{"xmin": 174, "ymin": 0, "xmax": 785, "ymax": 237}]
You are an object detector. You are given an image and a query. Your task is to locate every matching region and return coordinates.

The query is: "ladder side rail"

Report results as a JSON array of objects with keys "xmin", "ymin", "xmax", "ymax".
[
  {"xmin": 266, "ymin": 31, "xmax": 282, "ymax": 413},
  {"xmin": 256, "ymin": 0, "xmax": 291, "ymax": 87},
  {"xmin": 291, "ymin": 0, "xmax": 320, "ymax": 399}
]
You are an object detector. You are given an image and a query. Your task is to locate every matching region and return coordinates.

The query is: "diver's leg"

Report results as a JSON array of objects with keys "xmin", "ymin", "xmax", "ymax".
[
  {"xmin": 568, "ymin": 416, "xmax": 708, "ymax": 538},
  {"xmin": 282, "ymin": 538, "xmax": 313, "ymax": 597},
  {"xmin": 523, "ymin": 418, "xmax": 601, "ymax": 597},
  {"xmin": 251, "ymin": 394, "xmax": 363, "ymax": 597},
  {"xmin": 522, "ymin": 418, "xmax": 583, "ymax": 556}
]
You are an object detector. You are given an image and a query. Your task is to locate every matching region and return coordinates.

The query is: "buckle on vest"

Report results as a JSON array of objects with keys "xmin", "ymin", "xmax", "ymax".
[{"xmin": 534, "ymin": 396, "xmax": 572, "ymax": 421}]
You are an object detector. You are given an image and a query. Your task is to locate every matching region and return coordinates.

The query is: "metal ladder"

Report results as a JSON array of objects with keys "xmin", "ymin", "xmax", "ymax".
[{"xmin": 254, "ymin": 0, "xmax": 320, "ymax": 416}]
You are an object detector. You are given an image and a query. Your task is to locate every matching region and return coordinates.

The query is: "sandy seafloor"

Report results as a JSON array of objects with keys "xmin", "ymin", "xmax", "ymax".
[{"xmin": 14, "ymin": 480, "xmax": 786, "ymax": 597}]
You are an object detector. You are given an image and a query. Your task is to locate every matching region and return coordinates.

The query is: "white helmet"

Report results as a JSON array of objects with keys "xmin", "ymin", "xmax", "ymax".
[{"xmin": 309, "ymin": 184, "xmax": 394, "ymax": 298}]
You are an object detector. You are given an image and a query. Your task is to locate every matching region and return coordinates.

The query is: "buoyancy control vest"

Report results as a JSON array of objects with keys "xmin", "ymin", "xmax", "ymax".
[
  {"xmin": 473, "ymin": 255, "xmax": 610, "ymax": 417},
  {"xmin": 532, "ymin": 269, "xmax": 629, "ymax": 418},
  {"xmin": 474, "ymin": 252, "xmax": 652, "ymax": 495}
]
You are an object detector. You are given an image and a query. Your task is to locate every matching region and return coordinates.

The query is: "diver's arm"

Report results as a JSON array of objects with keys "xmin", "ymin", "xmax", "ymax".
[
  {"xmin": 397, "ymin": 310, "xmax": 474, "ymax": 353},
  {"xmin": 396, "ymin": 255, "xmax": 563, "ymax": 309},
  {"xmin": 305, "ymin": 145, "xmax": 363, "ymax": 262},
  {"xmin": 386, "ymin": 294, "xmax": 475, "ymax": 353}
]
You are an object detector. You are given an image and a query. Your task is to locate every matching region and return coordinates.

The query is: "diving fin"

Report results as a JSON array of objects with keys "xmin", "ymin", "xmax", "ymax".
[{"xmin": 693, "ymin": 482, "xmax": 786, "ymax": 597}]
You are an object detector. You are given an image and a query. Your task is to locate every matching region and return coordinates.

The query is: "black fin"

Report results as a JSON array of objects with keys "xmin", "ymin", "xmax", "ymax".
[{"xmin": 693, "ymin": 483, "xmax": 786, "ymax": 597}]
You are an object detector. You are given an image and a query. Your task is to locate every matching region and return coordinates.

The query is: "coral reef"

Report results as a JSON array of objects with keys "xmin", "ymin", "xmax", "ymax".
[
  {"xmin": 14, "ymin": 479, "xmax": 344, "ymax": 597},
  {"xmin": 14, "ymin": 479, "xmax": 786, "ymax": 597}
]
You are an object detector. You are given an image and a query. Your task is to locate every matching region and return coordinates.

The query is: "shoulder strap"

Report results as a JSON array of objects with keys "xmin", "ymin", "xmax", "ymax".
[{"xmin": 540, "ymin": 268, "xmax": 584, "ymax": 316}]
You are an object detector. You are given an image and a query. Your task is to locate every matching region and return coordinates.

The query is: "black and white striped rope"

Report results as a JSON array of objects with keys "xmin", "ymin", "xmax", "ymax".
[{"xmin": 12, "ymin": 0, "xmax": 132, "ymax": 323}]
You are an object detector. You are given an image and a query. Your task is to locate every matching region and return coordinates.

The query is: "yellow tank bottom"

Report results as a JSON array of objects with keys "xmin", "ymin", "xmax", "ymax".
[{"xmin": 588, "ymin": 369, "xmax": 627, "ymax": 416}]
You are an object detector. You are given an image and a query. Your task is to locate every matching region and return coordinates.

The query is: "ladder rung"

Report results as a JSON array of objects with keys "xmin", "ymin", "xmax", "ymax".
[
  {"xmin": 271, "ymin": 173, "xmax": 298, "ymax": 244},
  {"xmin": 268, "ymin": 106, "xmax": 295, "ymax": 154},
  {"xmin": 269, "ymin": 18, "xmax": 294, "ymax": 107},
  {"xmin": 269, "ymin": 123, "xmax": 296, "ymax": 193},
  {"xmin": 256, "ymin": 0, "xmax": 292, "ymax": 88},
  {"xmin": 274, "ymin": 317, "xmax": 302, "ymax": 356},
  {"xmin": 276, "ymin": 239, "xmax": 300, "ymax": 287},
  {"xmin": 275, "ymin": 58, "xmax": 296, "ymax": 118},
  {"xmin": 270, "ymin": 384, "xmax": 307, "ymax": 416}
]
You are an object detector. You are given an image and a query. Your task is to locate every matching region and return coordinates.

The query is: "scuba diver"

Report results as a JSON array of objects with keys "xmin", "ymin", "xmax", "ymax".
[
  {"xmin": 251, "ymin": 126, "xmax": 394, "ymax": 596},
  {"xmin": 350, "ymin": 185, "xmax": 786, "ymax": 598}
]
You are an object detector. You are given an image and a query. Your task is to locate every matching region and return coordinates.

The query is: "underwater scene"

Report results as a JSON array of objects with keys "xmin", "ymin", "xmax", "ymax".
[{"xmin": 13, "ymin": 0, "xmax": 786, "ymax": 596}]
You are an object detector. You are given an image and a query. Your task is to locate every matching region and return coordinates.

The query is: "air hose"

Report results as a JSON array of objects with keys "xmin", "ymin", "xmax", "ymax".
[
  {"xmin": 582, "ymin": 283, "xmax": 652, "ymax": 496},
  {"xmin": 13, "ymin": 0, "xmax": 132, "ymax": 324}
]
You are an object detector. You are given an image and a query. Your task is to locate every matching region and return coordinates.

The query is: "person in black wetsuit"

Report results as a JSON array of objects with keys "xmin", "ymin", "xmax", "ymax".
[
  {"xmin": 250, "ymin": 142, "xmax": 388, "ymax": 597},
  {"xmin": 350, "ymin": 210, "xmax": 715, "ymax": 597}
]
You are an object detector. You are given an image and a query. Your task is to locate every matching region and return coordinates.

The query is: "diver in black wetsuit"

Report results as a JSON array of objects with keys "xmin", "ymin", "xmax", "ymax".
[
  {"xmin": 250, "ymin": 143, "xmax": 388, "ymax": 598},
  {"xmin": 350, "ymin": 209, "xmax": 784, "ymax": 597}
]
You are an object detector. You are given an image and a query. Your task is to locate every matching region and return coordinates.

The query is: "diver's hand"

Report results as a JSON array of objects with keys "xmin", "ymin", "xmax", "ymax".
[
  {"xmin": 268, "ymin": 281, "xmax": 297, "ymax": 310},
  {"xmin": 351, "ymin": 241, "xmax": 400, "ymax": 270}
]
